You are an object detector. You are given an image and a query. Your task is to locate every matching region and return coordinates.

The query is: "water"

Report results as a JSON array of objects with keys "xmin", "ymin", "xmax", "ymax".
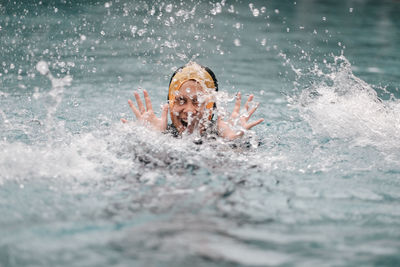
[{"xmin": 1, "ymin": 0, "xmax": 400, "ymax": 266}]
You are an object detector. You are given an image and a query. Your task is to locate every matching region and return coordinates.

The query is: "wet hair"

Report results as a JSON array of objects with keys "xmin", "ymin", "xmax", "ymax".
[{"xmin": 167, "ymin": 64, "xmax": 218, "ymax": 101}]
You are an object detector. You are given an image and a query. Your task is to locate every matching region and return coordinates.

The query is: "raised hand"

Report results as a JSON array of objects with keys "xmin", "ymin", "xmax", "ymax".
[
  {"xmin": 217, "ymin": 92, "xmax": 264, "ymax": 140},
  {"xmin": 121, "ymin": 89, "xmax": 169, "ymax": 132}
]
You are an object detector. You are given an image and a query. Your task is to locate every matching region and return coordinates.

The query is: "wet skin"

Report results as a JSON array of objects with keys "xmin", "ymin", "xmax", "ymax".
[
  {"xmin": 170, "ymin": 80, "xmax": 210, "ymax": 134},
  {"xmin": 122, "ymin": 81, "xmax": 264, "ymax": 140}
]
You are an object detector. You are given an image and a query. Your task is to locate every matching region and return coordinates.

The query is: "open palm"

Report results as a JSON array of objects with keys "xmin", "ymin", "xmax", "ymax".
[
  {"xmin": 121, "ymin": 89, "xmax": 168, "ymax": 132},
  {"xmin": 217, "ymin": 92, "xmax": 264, "ymax": 140}
]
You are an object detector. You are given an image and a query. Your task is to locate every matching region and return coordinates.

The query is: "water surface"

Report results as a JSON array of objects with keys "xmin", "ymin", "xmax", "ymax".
[{"xmin": 1, "ymin": 0, "xmax": 400, "ymax": 266}]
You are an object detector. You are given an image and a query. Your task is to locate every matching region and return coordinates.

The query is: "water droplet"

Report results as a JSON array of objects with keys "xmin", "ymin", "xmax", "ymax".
[
  {"xmin": 33, "ymin": 87, "xmax": 40, "ymax": 99},
  {"xmin": 137, "ymin": 29, "xmax": 147, "ymax": 36},
  {"xmin": 104, "ymin": 2, "xmax": 111, "ymax": 8},
  {"xmin": 274, "ymin": 9, "xmax": 279, "ymax": 14},
  {"xmin": 130, "ymin": 25, "xmax": 137, "ymax": 36},
  {"xmin": 210, "ymin": 3, "xmax": 222, "ymax": 15},
  {"xmin": 36, "ymin": 61, "xmax": 49, "ymax": 75},
  {"xmin": 367, "ymin": 67, "xmax": 381, "ymax": 73},
  {"xmin": 252, "ymin": 8, "xmax": 259, "ymax": 17},
  {"xmin": 80, "ymin": 34, "xmax": 86, "ymax": 41},
  {"xmin": 234, "ymin": 38, "xmax": 241, "ymax": 46},
  {"xmin": 322, "ymin": 16, "xmax": 326, "ymax": 21},
  {"xmin": 349, "ymin": 8, "xmax": 353, "ymax": 13},
  {"xmin": 165, "ymin": 4, "xmax": 173, "ymax": 13}
]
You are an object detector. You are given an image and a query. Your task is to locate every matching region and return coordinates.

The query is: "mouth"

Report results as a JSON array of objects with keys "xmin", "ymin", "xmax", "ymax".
[
  {"xmin": 180, "ymin": 118, "xmax": 188, "ymax": 128},
  {"xmin": 176, "ymin": 114, "xmax": 201, "ymax": 132}
]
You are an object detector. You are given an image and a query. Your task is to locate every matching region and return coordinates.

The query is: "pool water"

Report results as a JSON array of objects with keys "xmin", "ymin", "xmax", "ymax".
[{"xmin": 1, "ymin": 0, "xmax": 400, "ymax": 266}]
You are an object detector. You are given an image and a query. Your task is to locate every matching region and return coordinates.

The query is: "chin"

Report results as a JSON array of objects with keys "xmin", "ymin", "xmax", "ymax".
[
  {"xmin": 176, "ymin": 121, "xmax": 197, "ymax": 134},
  {"xmin": 179, "ymin": 124, "xmax": 194, "ymax": 134},
  {"xmin": 173, "ymin": 115, "xmax": 202, "ymax": 134}
]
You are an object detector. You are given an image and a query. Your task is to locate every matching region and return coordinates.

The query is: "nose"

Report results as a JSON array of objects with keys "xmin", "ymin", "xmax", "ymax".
[{"xmin": 184, "ymin": 101, "xmax": 198, "ymax": 114}]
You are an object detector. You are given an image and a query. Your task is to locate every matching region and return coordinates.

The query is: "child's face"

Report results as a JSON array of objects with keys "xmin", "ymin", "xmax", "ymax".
[{"xmin": 171, "ymin": 80, "xmax": 210, "ymax": 134}]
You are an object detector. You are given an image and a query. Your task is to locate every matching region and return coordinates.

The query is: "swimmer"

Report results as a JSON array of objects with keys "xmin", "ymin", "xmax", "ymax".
[{"xmin": 121, "ymin": 62, "xmax": 263, "ymax": 140}]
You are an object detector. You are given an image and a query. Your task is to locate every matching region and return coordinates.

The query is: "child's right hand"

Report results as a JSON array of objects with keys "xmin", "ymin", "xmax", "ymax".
[{"xmin": 121, "ymin": 89, "xmax": 169, "ymax": 132}]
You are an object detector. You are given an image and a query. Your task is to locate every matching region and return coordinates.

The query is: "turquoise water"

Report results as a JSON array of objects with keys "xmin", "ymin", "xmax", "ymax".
[{"xmin": 1, "ymin": 0, "xmax": 400, "ymax": 266}]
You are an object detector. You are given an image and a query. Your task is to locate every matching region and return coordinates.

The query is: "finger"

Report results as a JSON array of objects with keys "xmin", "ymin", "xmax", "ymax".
[
  {"xmin": 247, "ymin": 102, "xmax": 259, "ymax": 119},
  {"xmin": 161, "ymin": 103, "xmax": 168, "ymax": 124},
  {"xmin": 246, "ymin": 118, "xmax": 264, "ymax": 129},
  {"xmin": 128, "ymin": 99, "xmax": 141, "ymax": 119},
  {"xmin": 244, "ymin": 94, "xmax": 254, "ymax": 111},
  {"xmin": 121, "ymin": 118, "xmax": 128, "ymax": 123},
  {"xmin": 134, "ymin": 91, "xmax": 145, "ymax": 113},
  {"xmin": 232, "ymin": 92, "xmax": 241, "ymax": 116},
  {"xmin": 143, "ymin": 89, "xmax": 153, "ymax": 111},
  {"xmin": 217, "ymin": 112, "xmax": 226, "ymax": 121}
]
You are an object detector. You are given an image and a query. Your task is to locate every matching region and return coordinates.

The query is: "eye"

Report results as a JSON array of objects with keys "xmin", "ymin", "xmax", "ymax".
[
  {"xmin": 192, "ymin": 99, "xmax": 199, "ymax": 106},
  {"xmin": 176, "ymin": 97, "xmax": 186, "ymax": 105}
]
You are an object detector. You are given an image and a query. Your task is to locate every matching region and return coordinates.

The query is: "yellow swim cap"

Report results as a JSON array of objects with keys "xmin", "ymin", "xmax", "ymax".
[{"xmin": 168, "ymin": 62, "xmax": 217, "ymax": 119}]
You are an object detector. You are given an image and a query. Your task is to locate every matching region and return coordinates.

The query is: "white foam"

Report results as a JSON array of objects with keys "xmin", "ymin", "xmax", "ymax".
[
  {"xmin": 293, "ymin": 55, "xmax": 400, "ymax": 150},
  {"xmin": 0, "ymin": 140, "xmax": 98, "ymax": 185}
]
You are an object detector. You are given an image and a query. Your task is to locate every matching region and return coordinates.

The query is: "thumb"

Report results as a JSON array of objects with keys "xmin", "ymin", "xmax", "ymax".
[
  {"xmin": 161, "ymin": 103, "xmax": 169, "ymax": 123},
  {"xmin": 217, "ymin": 113, "xmax": 225, "ymax": 122}
]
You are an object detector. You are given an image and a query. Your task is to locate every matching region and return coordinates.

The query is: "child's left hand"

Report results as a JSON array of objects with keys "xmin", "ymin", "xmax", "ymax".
[{"xmin": 217, "ymin": 92, "xmax": 264, "ymax": 140}]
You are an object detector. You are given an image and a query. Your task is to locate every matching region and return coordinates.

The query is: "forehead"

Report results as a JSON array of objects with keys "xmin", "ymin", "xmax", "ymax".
[{"xmin": 177, "ymin": 80, "xmax": 205, "ymax": 96}]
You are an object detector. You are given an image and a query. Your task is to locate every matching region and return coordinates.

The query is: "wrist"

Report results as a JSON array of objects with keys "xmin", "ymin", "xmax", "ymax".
[{"xmin": 219, "ymin": 128, "xmax": 244, "ymax": 141}]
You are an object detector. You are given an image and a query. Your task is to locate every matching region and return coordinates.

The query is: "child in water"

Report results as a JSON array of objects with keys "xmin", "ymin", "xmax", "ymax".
[{"xmin": 121, "ymin": 62, "xmax": 263, "ymax": 140}]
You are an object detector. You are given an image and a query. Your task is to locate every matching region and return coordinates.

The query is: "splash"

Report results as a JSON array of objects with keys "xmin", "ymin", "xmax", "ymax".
[
  {"xmin": 35, "ymin": 61, "xmax": 72, "ymax": 134},
  {"xmin": 289, "ymin": 55, "xmax": 400, "ymax": 150},
  {"xmin": 0, "ymin": 61, "xmax": 76, "ymax": 184}
]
